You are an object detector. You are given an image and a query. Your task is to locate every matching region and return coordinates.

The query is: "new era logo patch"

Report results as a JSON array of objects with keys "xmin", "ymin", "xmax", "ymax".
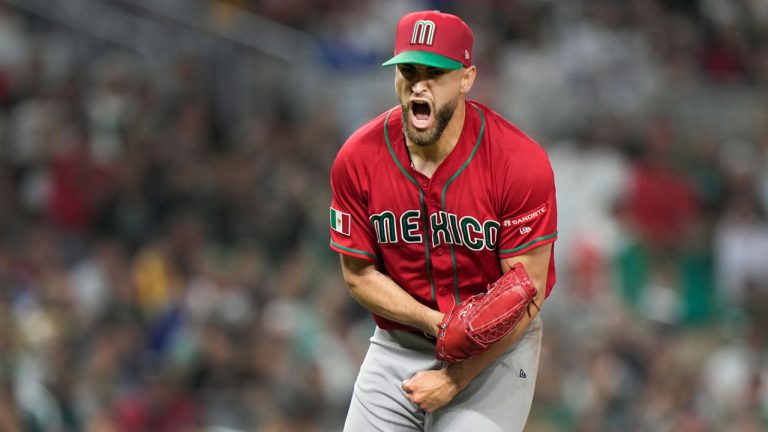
[
  {"xmin": 519, "ymin": 369, "xmax": 527, "ymax": 378},
  {"xmin": 330, "ymin": 207, "xmax": 351, "ymax": 236}
]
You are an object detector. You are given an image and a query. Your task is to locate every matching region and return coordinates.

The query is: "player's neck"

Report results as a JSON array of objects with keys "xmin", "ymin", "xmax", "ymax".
[{"xmin": 406, "ymin": 101, "xmax": 466, "ymax": 177}]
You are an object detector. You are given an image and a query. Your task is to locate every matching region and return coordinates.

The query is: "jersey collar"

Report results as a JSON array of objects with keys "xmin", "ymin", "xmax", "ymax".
[{"xmin": 384, "ymin": 100, "xmax": 484, "ymax": 186}]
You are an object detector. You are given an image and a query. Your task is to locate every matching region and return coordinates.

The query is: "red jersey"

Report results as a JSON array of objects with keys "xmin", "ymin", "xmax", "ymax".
[{"xmin": 330, "ymin": 100, "xmax": 557, "ymax": 331}]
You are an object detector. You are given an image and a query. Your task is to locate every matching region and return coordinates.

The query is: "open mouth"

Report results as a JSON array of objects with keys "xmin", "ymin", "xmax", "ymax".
[{"xmin": 410, "ymin": 100, "xmax": 432, "ymax": 129}]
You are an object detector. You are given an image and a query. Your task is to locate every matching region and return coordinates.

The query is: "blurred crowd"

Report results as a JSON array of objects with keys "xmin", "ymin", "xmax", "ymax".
[{"xmin": 0, "ymin": 0, "xmax": 766, "ymax": 431}]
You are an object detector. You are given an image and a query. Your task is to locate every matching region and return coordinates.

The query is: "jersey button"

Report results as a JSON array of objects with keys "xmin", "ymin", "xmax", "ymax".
[
  {"xmin": 438, "ymin": 287, "xmax": 448, "ymax": 295},
  {"xmin": 421, "ymin": 181, "xmax": 429, "ymax": 188},
  {"xmin": 435, "ymin": 249, "xmax": 444, "ymax": 256}
]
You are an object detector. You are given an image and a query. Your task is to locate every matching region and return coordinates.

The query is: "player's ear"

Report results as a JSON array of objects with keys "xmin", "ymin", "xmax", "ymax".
[{"xmin": 460, "ymin": 66, "xmax": 477, "ymax": 94}]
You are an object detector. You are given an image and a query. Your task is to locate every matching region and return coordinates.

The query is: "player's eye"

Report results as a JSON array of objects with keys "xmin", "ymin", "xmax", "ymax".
[
  {"xmin": 426, "ymin": 67, "xmax": 446, "ymax": 78},
  {"xmin": 398, "ymin": 65, "xmax": 416, "ymax": 79}
]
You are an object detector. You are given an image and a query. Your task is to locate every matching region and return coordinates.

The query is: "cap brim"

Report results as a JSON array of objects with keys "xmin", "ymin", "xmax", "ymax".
[{"xmin": 382, "ymin": 51, "xmax": 463, "ymax": 69}]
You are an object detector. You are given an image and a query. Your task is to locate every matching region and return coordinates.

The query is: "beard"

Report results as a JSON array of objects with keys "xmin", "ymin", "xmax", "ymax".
[{"xmin": 402, "ymin": 96, "xmax": 459, "ymax": 147}]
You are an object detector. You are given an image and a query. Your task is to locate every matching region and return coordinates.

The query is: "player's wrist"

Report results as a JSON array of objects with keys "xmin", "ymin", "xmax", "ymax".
[
  {"xmin": 421, "ymin": 309, "xmax": 445, "ymax": 337},
  {"xmin": 443, "ymin": 363, "xmax": 470, "ymax": 392}
]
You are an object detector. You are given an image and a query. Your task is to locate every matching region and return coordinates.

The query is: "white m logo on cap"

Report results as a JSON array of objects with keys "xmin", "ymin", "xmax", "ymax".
[{"xmin": 411, "ymin": 20, "xmax": 435, "ymax": 45}]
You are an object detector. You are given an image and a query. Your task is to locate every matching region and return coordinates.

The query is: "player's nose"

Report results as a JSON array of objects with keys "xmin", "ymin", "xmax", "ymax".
[{"xmin": 411, "ymin": 78, "xmax": 428, "ymax": 95}]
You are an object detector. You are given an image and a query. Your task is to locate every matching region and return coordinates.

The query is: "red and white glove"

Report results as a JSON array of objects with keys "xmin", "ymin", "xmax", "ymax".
[{"xmin": 436, "ymin": 263, "xmax": 539, "ymax": 363}]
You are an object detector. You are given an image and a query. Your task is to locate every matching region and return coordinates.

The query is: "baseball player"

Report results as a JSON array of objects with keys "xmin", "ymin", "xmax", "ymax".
[{"xmin": 329, "ymin": 10, "xmax": 557, "ymax": 432}]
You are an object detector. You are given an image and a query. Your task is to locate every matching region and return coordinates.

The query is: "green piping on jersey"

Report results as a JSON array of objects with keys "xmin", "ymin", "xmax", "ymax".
[
  {"xmin": 498, "ymin": 232, "xmax": 558, "ymax": 255},
  {"xmin": 330, "ymin": 240, "xmax": 379, "ymax": 260},
  {"xmin": 383, "ymin": 110, "xmax": 437, "ymax": 301},
  {"xmin": 441, "ymin": 103, "xmax": 485, "ymax": 304}
]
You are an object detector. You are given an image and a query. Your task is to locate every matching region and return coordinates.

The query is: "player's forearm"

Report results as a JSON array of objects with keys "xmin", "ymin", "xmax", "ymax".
[
  {"xmin": 445, "ymin": 287, "xmax": 546, "ymax": 390},
  {"xmin": 342, "ymin": 261, "xmax": 444, "ymax": 335}
]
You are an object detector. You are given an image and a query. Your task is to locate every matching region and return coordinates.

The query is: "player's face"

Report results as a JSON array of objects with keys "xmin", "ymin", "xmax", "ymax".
[{"xmin": 395, "ymin": 64, "xmax": 465, "ymax": 147}]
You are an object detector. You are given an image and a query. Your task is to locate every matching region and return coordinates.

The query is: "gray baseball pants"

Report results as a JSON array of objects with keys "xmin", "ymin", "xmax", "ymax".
[{"xmin": 343, "ymin": 316, "xmax": 542, "ymax": 432}]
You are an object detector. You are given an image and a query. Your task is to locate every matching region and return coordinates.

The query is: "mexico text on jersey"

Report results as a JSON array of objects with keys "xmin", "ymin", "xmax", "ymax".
[{"xmin": 329, "ymin": 101, "xmax": 558, "ymax": 331}]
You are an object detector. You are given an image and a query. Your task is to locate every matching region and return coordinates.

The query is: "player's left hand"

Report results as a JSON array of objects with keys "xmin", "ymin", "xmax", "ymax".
[{"xmin": 401, "ymin": 369, "xmax": 463, "ymax": 412}]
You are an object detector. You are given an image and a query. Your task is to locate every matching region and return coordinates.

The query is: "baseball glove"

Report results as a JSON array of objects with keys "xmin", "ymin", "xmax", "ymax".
[{"xmin": 436, "ymin": 263, "xmax": 539, "ymax": 363}]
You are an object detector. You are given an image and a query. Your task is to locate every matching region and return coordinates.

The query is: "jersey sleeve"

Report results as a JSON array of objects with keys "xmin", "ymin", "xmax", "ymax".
[
  {"xmin": 497, "ymin": 146, "xmax": 558, "ymax": 258},
  {"xmin": 329, "ymin": 148, "xmax": 380, "ymax": 262}
]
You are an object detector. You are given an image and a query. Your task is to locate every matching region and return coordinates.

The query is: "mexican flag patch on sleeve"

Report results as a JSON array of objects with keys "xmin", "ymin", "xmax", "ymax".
[{"xmin": 330, "ymin": 207, "xmax": 351, "ymax": 236}]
